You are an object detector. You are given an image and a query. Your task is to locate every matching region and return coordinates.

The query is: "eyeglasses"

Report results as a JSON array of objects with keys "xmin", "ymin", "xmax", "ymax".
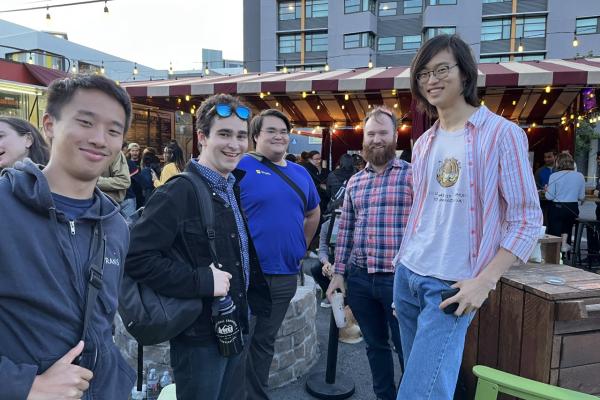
[
  {"xmin": 260, "ymin": 128, "xmax": 290, "ymax": 136},
  {"xmin": 210, "ymin": 103, "xmax": 251, "ymax": 120},
  {"xmin": 416, "ymin": 64, "xmax": 458, "ymax": 84}
]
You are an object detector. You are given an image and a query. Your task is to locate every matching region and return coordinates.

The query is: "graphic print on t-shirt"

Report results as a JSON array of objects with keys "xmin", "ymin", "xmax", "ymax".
[{"xmin": 436, "ymin": 157, "xmax": 460, "ymax": 188}]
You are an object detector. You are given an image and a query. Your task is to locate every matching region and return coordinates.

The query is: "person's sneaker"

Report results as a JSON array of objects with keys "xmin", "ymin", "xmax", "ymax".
[{"xmin": 320, "ymin": 299, "xmax": 331, "ymax": 308}]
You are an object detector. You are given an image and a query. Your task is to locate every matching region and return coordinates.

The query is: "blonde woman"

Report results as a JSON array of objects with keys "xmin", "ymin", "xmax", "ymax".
[{"xmin": 153, "ymin": 141, "xmax": 185, "ymax": 187}]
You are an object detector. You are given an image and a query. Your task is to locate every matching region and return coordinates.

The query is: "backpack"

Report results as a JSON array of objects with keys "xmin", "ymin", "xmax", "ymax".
[{"xmin": 119, "ymin": 172, "xmax": 218, "ymax": 345}]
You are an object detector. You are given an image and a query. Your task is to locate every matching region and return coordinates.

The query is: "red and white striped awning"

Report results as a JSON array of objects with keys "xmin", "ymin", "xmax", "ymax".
[{"xmin": 123, "ymin": 58, "xmax": 600, "ymax": 126}]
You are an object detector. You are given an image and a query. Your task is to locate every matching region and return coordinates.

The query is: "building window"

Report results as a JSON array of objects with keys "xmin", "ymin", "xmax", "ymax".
[
  {"xmin": 429, "ymin": 0, "xmax": 456, "ymax": 4},
  {"xmin": 305, "ymin": 33, "xmax": 328, "ymax": 52},
  {"xmin": 279, "ymin": 1, "xmax": 301, "ymax": 20},
  {"xmin": 344, "ymin": 32, "xmax": 375, "ymax": 49},
  {"xmin": 482, "ymin": 0, "xmax": 507, "ymax": 3},
  {"xmin": 378, "ymin": 36, "xmax": 396, "ymax": 52},
  {"xmin": 515, "ymin": 16, "xmax": 546, "ymax": 39},
  {"xmin": 576, "ymin": 17, "xmax": 599, "ymax": 35},
  {"xmin": 304, "ymin": 65, "xmax": 327, "ymax": 71},
  {"xmin": 424, "ymin": 26, "xmax": 456, "ymax": 40},
  {"xmin": 306, "ymin": 0, "xmax": 328, "ymax": 18},
  {"xmin": 404, "ymin": 0, "xmax": 423, "ymax": 14},
  {"xmin": 480, "ymin": 55, "xmax": 510, "ymax": 63},
  {"xmin": 379, "ymin": 2, "xmax": 397, "ymax": 16},
  {"xmin": 481, "ymin": 18, "xmax": 511, "ymax": 41},
  {"xmin": 344, "ymin": 0, "xmax": 376, "ymax": 14},
  {"xmin": 480, "ymin": 53, "xmax": 545, "ymax": 63},
  {"xmin": 402, "ymin": 35, "xmax": 422, "ymax": 50},
  {"xmin": 279, "ymin": 34, "xmax": 302, "ymax": 53}
]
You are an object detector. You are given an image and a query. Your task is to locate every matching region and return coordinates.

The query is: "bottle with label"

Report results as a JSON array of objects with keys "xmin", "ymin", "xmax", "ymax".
[
  {"xmin": 146, "ymin": 368, "xmax": 159, "ymax": 400},
  {"xmin": 159, "ymin": 370, "xmax": 172, "ymax": 389},
  {"xmin": 212, "ymin": 296, "xmax": 244, "ymax": 357}
]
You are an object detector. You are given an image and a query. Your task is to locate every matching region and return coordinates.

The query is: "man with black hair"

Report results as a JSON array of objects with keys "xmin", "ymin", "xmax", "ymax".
[
  {"xmin": 393, "ymin": 34, "xmax": 541, "ymax": 399},
  {"xmin": 236, "ymin": 109, "xmax": 320, "ymax": 399},
  {"xmin": 125, "ymin": 94, "xmax": 270, "ymax": 400},
  {"xmin": 0, "ymin": 74, "xmax": 136, "ymax": 399}
]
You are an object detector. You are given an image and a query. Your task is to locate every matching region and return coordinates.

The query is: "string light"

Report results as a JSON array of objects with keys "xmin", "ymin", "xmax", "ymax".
[
  {"xmin": 545, "ymin": 85, "xmax": 551, "ymax": 93},
  {"xmin": 283, "ymin": 65, "xmax": 288, "ymax": 73},
  {"xmin": 243, "ymin": 64, "xmax": 248, "ymax": 74},
  {"xmin": 542, "ymin": 99, "xmax": 547, "ymax": 105},
  {"xmin": 104, "ymin": 1, "xmax": 109, "ymax": 13},
  {"xmin": 259, "ymin": 92, "xmax": 265, "ymax": 99},
  {"xmin": 204, "ymin": 62, "xmax": 210, "ymax": 75},
  {"xmin": 324, "ymin": 58, "xmax": 330, "ymax": 72},
  {"xmin": 393, "ymin": 103, "xmax": 398, "ymax": 108},
  {"xmin": 27, "ymin": 53, "xmax": 33, "ymax": 64},
  {"xmin": 573, "ymin": 31, "xmax": 579, "ymax": 47},
  {"xmin": 344, "ymin": 94, "xmax": 349, "ymax": 101},
  {"xmin": 512, "ymin": 100, "xmax": 517, "ymax": 106},
  {"xmin": 392, "ymin": 89, "xmax": 397, "ymax": 96},
  {"xmin": 532, "ymin": 122, "xmax": 537, "ymax": 127},
  {"xmin": 368, "ymin": 57, "xmax": 373, "ymax": 69},
  {"xmin": 302, "ymin": 91, "xmax": 307, "ymax": 99},
  {"xmin": 185, "ymin": 95, "xmax": 190, "ymax": 101},
  {"xmin": 168, "ymin": 62, "xmax": 174, "ymax": 76},
  {"xmin": 71, "ymin": 62, "xmax": 77, "ymax": 73},
  {"xmin": 46, "ymin": 6, "xmax": 51, "ymax": 20},
  {"xmin": 133, "ymin": 63, "xmax": 138, "ymax": 75},
  {"xmin": 100, "ymin": 61, "xmax": 105, "ymax": 74},
  {"xmin": 517, "ymin": 38, "xmax": 524, "ymax": 53}
]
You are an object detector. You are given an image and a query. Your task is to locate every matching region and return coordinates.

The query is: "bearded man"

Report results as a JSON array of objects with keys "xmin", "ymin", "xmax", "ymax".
[{"xmin": 326, "ymin": 106, "xmax": 413, "ymax": 400}]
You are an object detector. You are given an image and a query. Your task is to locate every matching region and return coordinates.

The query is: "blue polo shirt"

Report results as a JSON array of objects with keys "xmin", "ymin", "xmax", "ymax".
[{"xmin": 237, "ymin": 155, "xmax": 320, "ymax": 275}]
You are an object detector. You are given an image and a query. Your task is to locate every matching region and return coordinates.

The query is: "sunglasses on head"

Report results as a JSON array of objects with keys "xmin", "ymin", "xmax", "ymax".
[{"xmin": 211, "ymin": 103, "xmax": 251, "ymax": 121}]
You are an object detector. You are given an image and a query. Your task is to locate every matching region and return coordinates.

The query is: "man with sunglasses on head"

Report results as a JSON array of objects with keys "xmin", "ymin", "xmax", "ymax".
[
  {"xmin": 126, "ymin": 94, "xmax": 271, "ymax": 400},
  {"xmin": 326, "ymin": 106, "xmax": 411, "ymax": 400},
  {"xmin": 392, "ymin": 35, "xmax": 541, "ymax": 400},
  {"xmin": 235, "ymin": 109, "xmax": 321, "ymax": 399}
]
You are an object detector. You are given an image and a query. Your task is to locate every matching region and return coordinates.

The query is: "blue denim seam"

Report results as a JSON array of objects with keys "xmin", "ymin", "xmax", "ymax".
[{"xmin": 424, "ymin": 315, "xmax": 461, "ymax": 400}]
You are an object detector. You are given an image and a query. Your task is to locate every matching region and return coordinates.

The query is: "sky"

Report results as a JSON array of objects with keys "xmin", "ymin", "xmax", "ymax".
[{"xmin": 0, "ymin": 0, "xmax": 244, "ymax": 71}]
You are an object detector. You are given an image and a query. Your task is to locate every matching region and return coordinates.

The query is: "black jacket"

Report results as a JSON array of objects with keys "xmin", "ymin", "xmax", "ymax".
[{"xmin": 125, "ymin": 164, "xmax": 271, "ymax": 345}]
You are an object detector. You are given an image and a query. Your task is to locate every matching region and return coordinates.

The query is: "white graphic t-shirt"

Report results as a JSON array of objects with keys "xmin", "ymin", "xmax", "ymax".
[{"xmin": 400, "ymin": 127, "xmax": 472, "ymax": 281}]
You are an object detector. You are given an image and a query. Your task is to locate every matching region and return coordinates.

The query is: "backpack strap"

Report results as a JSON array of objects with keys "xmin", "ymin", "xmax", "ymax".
[
  {"xmin": 175, "ymin": 172, "xmax": 219, "ymax": 266},
  {"xmin": 249, "ymin": 152, "xmax": 308, "ymax": 211},
  {"xmin": 76, "ymin": 222, "xmax": 105, "ymax": 365}
]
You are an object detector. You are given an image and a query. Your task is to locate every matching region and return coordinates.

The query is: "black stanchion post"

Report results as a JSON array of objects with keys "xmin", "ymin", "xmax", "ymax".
[{"xmin": 305, "ymin": 311, "xmax": 355, "ymax": 399}]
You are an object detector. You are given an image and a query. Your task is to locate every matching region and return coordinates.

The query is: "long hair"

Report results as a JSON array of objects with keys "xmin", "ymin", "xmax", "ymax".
[
  {"xmin": 165, "ymin": 141, "xmax": 186, "ymax": 172},
  {"xmin": 410, "ymin": 34, "xmax": 479, "ymax": 118},
  {"xmin": 0, "ymin": 117, "xmax": 50, "ymax": 165}
]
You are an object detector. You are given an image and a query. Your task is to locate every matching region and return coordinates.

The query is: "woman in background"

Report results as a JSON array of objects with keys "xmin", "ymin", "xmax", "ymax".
[
  {"xmin": 0, "ymin": 117, "xmax": 49, "ymax": 171},
  {"xmin": 153, "ymin": 141, "xmax": 185, "ymax": 188}
]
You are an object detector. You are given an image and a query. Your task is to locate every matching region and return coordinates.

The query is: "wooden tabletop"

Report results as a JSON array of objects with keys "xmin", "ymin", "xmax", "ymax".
[{"xmin": 501, "ymin": 263, "xmax": 600, "ymax": 301}]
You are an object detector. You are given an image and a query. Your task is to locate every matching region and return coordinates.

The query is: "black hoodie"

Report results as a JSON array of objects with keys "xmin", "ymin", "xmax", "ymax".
[{"xmin": 0, "ymin": 159, "xmax": 135, "ymax": 400}]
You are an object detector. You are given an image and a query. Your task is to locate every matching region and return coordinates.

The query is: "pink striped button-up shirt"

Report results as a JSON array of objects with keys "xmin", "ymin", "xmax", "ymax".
[{"xmin": 394, "ymin": 106, "xmax": 542, "ymax": 278}]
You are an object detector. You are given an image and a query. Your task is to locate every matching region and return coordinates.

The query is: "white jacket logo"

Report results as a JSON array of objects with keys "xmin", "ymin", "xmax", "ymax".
[
  {"xmin": 217, "ymin": 324, "xmax": 234, "ymax": 335},
  {"xmin": 104, "ymin": 257, "xmax": 120, "ymax": 267}
]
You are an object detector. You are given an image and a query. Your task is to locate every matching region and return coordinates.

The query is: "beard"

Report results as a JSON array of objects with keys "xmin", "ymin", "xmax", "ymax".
[{"xmin": 362, "ymin": 140, "xmax": 397, "ymax": 167}]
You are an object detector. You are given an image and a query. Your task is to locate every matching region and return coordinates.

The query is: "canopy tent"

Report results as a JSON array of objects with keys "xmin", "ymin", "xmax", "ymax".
[{"xmin": 122, "ymin": 58, "xmax": 600, "ymax": 166}]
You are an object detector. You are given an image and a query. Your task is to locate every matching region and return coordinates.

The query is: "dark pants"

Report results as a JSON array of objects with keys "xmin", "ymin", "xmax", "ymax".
[
  {"xmin": 310, "ymin": 263, "xmax": 330, "ymax": 296},
  {"xmin": 242, "ymin": 274, "xmax": 298, "ymax": 399},
  {"xmin": 346, "ymin": 266, "xmax": 403, "ymax": 400},
  {"xmin": 170, "ymin": 338, "xmax": 245, "ymax": 400},
  {"xmin": 548, "ymin": 202, "xmax": 579, "ymax": 244}
]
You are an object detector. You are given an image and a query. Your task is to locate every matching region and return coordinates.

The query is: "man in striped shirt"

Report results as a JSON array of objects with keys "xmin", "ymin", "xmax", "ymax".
[
  {"xmin": 327, "ymin": 106, "xmax": 412, "ymax": 400},
  {"xmin": 392, "ymin": 35, "xmax": 542, "ymax": 400}
]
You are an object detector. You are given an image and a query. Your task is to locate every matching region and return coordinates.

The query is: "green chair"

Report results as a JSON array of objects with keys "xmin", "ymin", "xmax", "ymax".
[
  {"xmin": 157, "ymin": 384, "xmax": 177, "ymax": 400},
  {"xmin": 473, "ymin": 365, "xmax": 598, "ymax": 400}
]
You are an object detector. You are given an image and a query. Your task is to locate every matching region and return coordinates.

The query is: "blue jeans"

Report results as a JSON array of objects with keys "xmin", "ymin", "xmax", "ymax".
[
  {"xmin": 393, "ymin": 264, "xmax": 474, "ymax": 400},
  {"xmin": 170, "ymin": 338, "xmax": 246, "ymax": 400},
  {"xmin": 346, "ymin": 266, "xmax": 403, "ymax": 400}
]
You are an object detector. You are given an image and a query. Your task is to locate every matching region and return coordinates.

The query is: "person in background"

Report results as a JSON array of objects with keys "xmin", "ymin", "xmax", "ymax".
[
  {"xmin": 535, "ymin": 150, "xmax": 556, "ymax": 224},
  {"xmin": 97, "ymin": 149, "xmax": 131, "ymax": 205},
  {"xmin": 0, "ymin": 117, "xmax": 49, "ymax": 171},
  {"xmin": 326, "ymin": 154, "xmax": 355, "ymax": 201},
  {"xmin": 153, "ymin": 141, "xmax": 186, "ymax": 187},
  {"xmin": 545, "ymin": 152, "xmax": 585, "ymax": 253},
  {"xmin": 126, "ymin": 142, "xmax": 141, "ymax": 167},
  {"xmin": 285, "ymin": 153, "xmax": 297, "ymax": 163},
  {"xmin": 352, "ymin": 154, "xmax": 366, "ymax": 171}
]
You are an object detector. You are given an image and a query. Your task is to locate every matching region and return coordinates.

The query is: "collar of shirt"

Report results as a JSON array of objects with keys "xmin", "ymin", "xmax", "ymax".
[
  {"xmin": 427, "ymin": 106, "xmax": 489, "ymax": 138},
  {"xmin": 191, "ymin": 160, "xmax": 236, "ymax": 191},
  {"xmin": 365, "ymin": 158, "xmax": 404, "ymax": 173}
]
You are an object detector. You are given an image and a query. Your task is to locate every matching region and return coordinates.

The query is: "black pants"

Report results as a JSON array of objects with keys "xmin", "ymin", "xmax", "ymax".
[
  {"xmin": 547, "ymin": 202, "xmax": 579, "ymax": 244},
  {"xmin": 310, "ymin": 263, "xmax": 330, "ymax": 296},
  {"xmin": 234, "ymin": 274, "xmax": 298, "ymax": 399}
]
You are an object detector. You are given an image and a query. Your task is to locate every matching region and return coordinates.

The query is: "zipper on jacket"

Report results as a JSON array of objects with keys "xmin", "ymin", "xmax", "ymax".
[{"xmin": 69, "ymin": 220, "xmax": 76, "ymax": 235}]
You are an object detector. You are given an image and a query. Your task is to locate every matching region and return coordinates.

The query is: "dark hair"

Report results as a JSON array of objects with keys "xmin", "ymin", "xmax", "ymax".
[
  {"xmin": 0, "ymin": 117, "xmax": 49, "ymax": 165},
  {"xmin": 307, "ymin": 150, "xmax": 320, "ymax": 159},
  {"xmin": 45, "ymin": 74, "xmax": 132, "ymax": 133},
  {"xmin": 300, "ymin": 151, "xmax": 309, "ymax": 161},
  {"xmin": 352, "ymin": 154, "xmax": 365, "ymax": 168},
  {"xmin": 363, "ymin": 106, "xmax": 397, "ymax": 132},
  {"xmin": 338, "ymin": 154, "xmax": 354, "ymax": 171},
  {"xmin": 285, "ymin": 153, "xmax": 297, "ymax": 162},
  {"xmin": 165, "ymin": 141, "xmax": 186, "ymax": 172},
  {"xmin": 399, "ymin": 148, "xmax": 412, "ymax": 163},
  {"xmin": 410, "ymin": 34, "xmax": 479, "ymax": 118},
  {"xmin": 249, "ymin": 109, "xmax": 292, "ymax": 144},
  {"xmin": 195, "ymin": 94, "xmax": 248, "ymax": 137}
]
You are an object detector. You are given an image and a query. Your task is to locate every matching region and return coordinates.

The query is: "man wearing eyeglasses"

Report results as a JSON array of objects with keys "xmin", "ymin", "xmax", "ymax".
[
  {"xmin": 392, "ymin": 35, "xmax": 541, "ymax": 400},
  {"xmin": 126, "ymin": 94, "xmax": 271, "ymax": 400},
  {"xmin": 235, "ymin": 109, "xmax": 321, "ymax": 399},
  {"xmin": 326, "ymin": 106, "xmax": 411, "ymax": 400}
]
